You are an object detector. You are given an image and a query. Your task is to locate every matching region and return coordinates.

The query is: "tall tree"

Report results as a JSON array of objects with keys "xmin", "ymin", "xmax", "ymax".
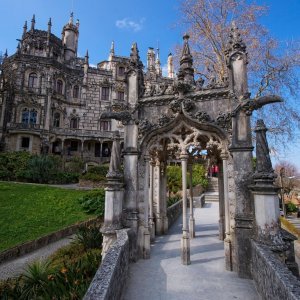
[{"xmin": 178, "ymin": 0, "xmax": 300, "ymax": 148}]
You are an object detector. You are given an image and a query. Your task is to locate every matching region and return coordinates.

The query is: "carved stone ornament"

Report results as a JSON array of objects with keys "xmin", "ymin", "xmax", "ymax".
[
  {"xmin": 100, "ymin": 111, "xmax": 133, "ymax": 124},
  {"xmin": 182, "ymin": 99, "xmax": 195, "ymax": 112},
  {"xmin": 216, "ymin": 113, "xmax": 232, "ymax": 131},
  {"xmin": 139, "ymin": 119, "xmax": 155, "ymax": 134},
  {"xmin": 194, "ymin": 111, "xmax": 212, "ymax": 123},
  {"xmin": 158, "ymin": 114, "xmax": 172, "ymax": 127},
  {"xmin": 169, "ymin": 99, "xmax": 182, "ymax": 113}
]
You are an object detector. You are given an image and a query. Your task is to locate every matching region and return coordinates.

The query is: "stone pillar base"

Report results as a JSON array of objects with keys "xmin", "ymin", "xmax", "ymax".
[
  {"xmin": 163, "ymin": 216, "xmax": 169, "ymax": 234},
  {"xmin": 156, "ymin": 217, "xmax": 163, "ymax": 235},
  {"xmin": 101, "ymin": 233, "xmax": 117, "ymax": 259},
  {"xmin": 149, "ymin": 220, "xmax": 155, "ymax": 242},
  {"xmin": 143, "ymin": 228, "xmax": 151, "ymax": 259},
  {"xmin": 219, "ymin": 217, "xmax": 225, "ymax": 240},
  {"xmin": 189, "ymin": 216, "xmax": 195, "ymax": 239},
  {"xmin": 224, "ymin": 236, "xmax": 233, "ymax": 271},
  {"xmin": 181, "ymin": 231, "xmax": 191, "ymax": 265}
]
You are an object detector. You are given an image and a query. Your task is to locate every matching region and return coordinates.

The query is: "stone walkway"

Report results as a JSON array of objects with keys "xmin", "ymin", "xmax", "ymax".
[
  {"xmin": 124, "ymin": 203, "xmax": 259, "ymax": 300},
  {"xmin": 0, "ymin": 236, "xmax": 73, "ymax": 280}
]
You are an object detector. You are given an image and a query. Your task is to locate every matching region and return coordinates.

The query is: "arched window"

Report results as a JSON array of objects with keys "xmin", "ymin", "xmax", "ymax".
[
  {"xmin": 117, "ymin": 91, "xmax": 124, "ymax": 101},
  {"xmin": 56, "ymin": 79, "xmax": 63, "ymax": 94},
  {"xmin": 53, "ymin": 112, "xmax": 60, "ymax": 128},
  {"xmin": 28, "ymin": 73, "xmax": 38, "ymax": 88},
  {"xmin": 70, "ymin": 117, "xmax": 79, "ymax": 129},
  {"xmin": 73, "ymin": 85, "xmax": 79, "ymax": 98},
  {"xmin": 21, "ymin": 108, "xmax": 37, "ymax": 125},
  {"xmin": 118, "ymin": 66, "xmax": 125, "ymax": 76}
]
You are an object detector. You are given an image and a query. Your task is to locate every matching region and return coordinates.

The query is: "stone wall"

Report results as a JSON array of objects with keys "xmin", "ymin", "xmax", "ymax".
[
  {"xmin": 251, "ymin": 241, "xmax": 300, "ymax": 300},
  {"xmin": 167, "ymin": 200, "xmax": 183, "ymax": 228},
  {"xmin": 84, "ymin": 229, "xmax": 133, "ymax": 300}
]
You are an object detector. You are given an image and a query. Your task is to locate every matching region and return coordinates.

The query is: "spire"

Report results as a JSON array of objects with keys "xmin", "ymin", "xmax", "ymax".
[
  {"xmin": 178, "ymin": 33, "xmax": 194, "ymax": 84},
  {"xmin": 85, "ymin": 50, "xmax": 89, "ymax": 64},
  {"xmin": 168, "ymin": 53, "xmax": 175, "ymax": 79},
  {"xmin": 76, "ymin": 19, "xmax": 80, "ymax": 28},
  {"xmin": 147, "ymin": 47, "xmax": 155, "ymax": 72},
  {"xmin": 4, "ymin": 49, "xmax": 8, "ymax": 59},
  {"xmin": 130, "ymin": 42, "xmax": 140, "ymax": 64},
  {"xmin": 30, "ymin": 14, "xmax": 35, "ymax": 31},
  {"xmin": 226, "ymin": 21, "xmax": 246, "ymax": 53},
  {"xmin": 17, "ymin": 42, "xmax": 21, "ymax": 54},
  {"xmin": 48, "ymin": 18, "xmax": 52, "ymax": 33},
  {"xmin": 155, "ymin": 46, "xmax": 162, "ymax": 76},
  {"xmin": 109, "ymin": 41, "xmax": 115, "ymax": 61},
  {"xmin": 22, "ymin": 21, "xmax": 27, "ymax": 38},
  {"xmin": 69, "ymin": 12, "xmax": 74, "ymax": 25}
]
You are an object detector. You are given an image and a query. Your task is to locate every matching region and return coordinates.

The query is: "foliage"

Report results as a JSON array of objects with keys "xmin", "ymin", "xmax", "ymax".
[
  {"xmin": 87, "ymin": 165, "xmax": 109, "ymax": 177},
  {"xmin": 167, "ymin": 195, "xmax": 181, "ymax": 207},
  {"xmin": 0, "ymin": 151, "xmax": 32, "ymax": 181},
  {"xmin": 0, "ymin": 226, "xmax": 102, "ymax": 299},
  {"xmin": 72, "ymin": 225, "xmax": 103, "ymax": 251},
  {"xmin": 78, "ymin": 189, "xmax": 105, "ymax": 216},
  {"xmin": 191, "ymin": 164, "xmax": 208, "ymax": 188},
  {"xmin": 167, "ymin": 165, "xmax": 182, "ymax": 194},
  {"xmin": 285, "ymin": 202, "xmax": 298, "ymax": 214},
  {"xmin": 179, "ymin": 0, "xmax": 300, "ymax": 147},
  {"xmin": 65, "ymin": 157, "xmax": 84, "ymax": 174},
  {"xmin": 80, "ymin": 172, "xmax": 106, "ymax": 182},
  {"xmin": 0, "ymin": 182, "xmax": 94, "ymax": 252},
  {"xmin": 51, "ymin": 172, "xmax": 79, "ymax": 184}
]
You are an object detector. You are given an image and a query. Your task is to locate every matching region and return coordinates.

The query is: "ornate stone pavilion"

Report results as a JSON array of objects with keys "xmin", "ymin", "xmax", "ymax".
[{"xmin": 1, "ymin": 13, "xmax": 297, "ymax": 282}]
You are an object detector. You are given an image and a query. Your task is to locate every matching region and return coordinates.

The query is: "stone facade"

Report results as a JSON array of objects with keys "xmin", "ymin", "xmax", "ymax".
[{"xmin": 0, "ymin": 14, "xmax": 174, "ymax": 165}]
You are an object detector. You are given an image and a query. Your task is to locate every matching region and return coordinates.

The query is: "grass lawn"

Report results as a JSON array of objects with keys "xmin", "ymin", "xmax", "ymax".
[{"xmin": 0, "ymin": 182, "xmax": 95, "ymax": 252}]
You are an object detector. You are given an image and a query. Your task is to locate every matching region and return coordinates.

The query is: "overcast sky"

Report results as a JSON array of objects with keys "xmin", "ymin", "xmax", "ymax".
[{"xmin": 0, "ymin": 0, "xmax": 300, "ymax": 169}]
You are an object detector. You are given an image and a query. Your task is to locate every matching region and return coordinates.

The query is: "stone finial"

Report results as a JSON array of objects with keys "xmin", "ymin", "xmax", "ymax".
[
  {"xmin": 23, "ymin": 21, "xmax": 27, "ymax": 38},
  {"xmin": 85, "ymin": 50, "xmax": 89, "ymax": 64},
  {"xmin": 155, "ymin": 46, "xmax": 162, "ymax": 76},
  {"xmin": 30, "ymin": 14, "xmax": 36, "ymax": 31},
  {"xmin": 147, "ymin": 47, "xmax": 155, "ymax": 72},
  {"xmin": 107, "ymin": 131, "xmax": 123, "ymax": 179},
  {"xmin": 110, "ymin": 41, "xmax": 115, "ymax": 56},
  {"xmin": 76, "ymin": 19, "xmax": 80, "ymax": 28},
  {"xmin": 48, "ymin": 18, "xmax": 52, "ymax": 33},
  {"xmin": 253, "ymin": 119, "xmax": 276, "ymax": 183},
  {"xmin": 168, "ymin": 53, "xmax": 175, "ymax": 79},
  {"xmin": 177, "ymin": 33, "xmax": 194, "ymax": 87},
  {"xmin": 226, "ymin": 21, "xmax": 246, "ymax": 54},
  {"xmin": 69, "ymin": 12, "xmax": 74, "ymax": 25},
  {"xmin": 130, "ymin": 42, "xmax": 140, "ymax": 63},
  {"xmin": 4, "ymin": 49, "xmax": 8, "ymax": 58}
]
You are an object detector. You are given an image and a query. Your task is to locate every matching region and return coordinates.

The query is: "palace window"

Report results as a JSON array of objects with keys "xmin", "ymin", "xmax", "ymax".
[
  {"xmin": 100, "ymin": 120, "xmax": 111, "ymax": 131},
  {"xmin": 28, "ymin": 73, "xmax": 38, "ymax": 88},
  {"xmin": 21, "ymin": 137, "xmax": 30, "ymax": 149},
  {"xmin": 118, "ymin": 66, "xmax": 125, "ymax": 76},
  {"xmin": 73, "ymin": 85, "xmax": 79, "ymax": 99},
  {"xmin": 101, "ymin": 87, "xmax": 110, "ymax": 100},
  {"xmin": 70, "ymin": 140, "xmax": 78, "ymax": 151},
  {"xmin": 53, "ymin": 112, "xmax": 60, "ymax": 128},
  {"xmin": 70, "ymin": 117, "xmax": 79, "ymax": 129},
  {"xmin": 56, "ymin": 79, "xmax": 63, "ymax": 94},
  {"xmin": 117, "ymin": 91, "xmax": 125, "ymax": 101},
  {"xmin": 21, "ymin": 108, "xmax": 37, "ymax": 125}
]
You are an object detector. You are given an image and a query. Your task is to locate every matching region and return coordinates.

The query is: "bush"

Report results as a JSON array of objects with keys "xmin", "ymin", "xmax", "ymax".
[
  {"xmin": 73, "ymin": 225, "xmax": 103, "ymax": 251},
  {"xmin": 65, "ymin": 157, "xmax": 84, "ymax": 173},
  {"xmin": 191, "ymin": 164, "xmax": 208, "ymax": 189},
  {"xmin": 80, "ymin": 172, "xmax": 106, "ymax": 182},
  {"xmin": 51, "ymin": 172, "xmax": 79, "ymax": 184},
  {"xmin": 0, "ymin": 151, "xmax": 33, "ymax": 181},
  {"xmin": 167, "ymin": 195, "xmax": 181, "ymax": 207},
  {"xmin": 167, "ymin": 165, "xmax": 182, "ymax": 194},
  {"xmin": 285, "ymin": 202, "xmax": 298, "ymax": 214},
  {"xmin": 87, "ymin": 165, "xmax": 109, "ymax": 177},
  {"xmin": 78, "ymin": 189, "xmax": 105, "ymax": 216}
]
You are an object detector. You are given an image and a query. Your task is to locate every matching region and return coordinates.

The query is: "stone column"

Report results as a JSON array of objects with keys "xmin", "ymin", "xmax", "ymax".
[
  {"xmin": 143, "ymin": 155, "xmax": 151, "ymax": 259},
  {"xmin": 218, "ymin": 162, "xmax": 225, "ymax": 240},
  {"xmin": 123, "ymin": 122, "xmax": 139, "ymax": 231},
  {"xmin": 250, "ymin": 120, "xmax": 284, "ymax": 249},
  {"xmin": 188, "ymin": 163, "xmax": 195, "ymax": 238},
  {"xmin": 154, "ymin": 159, "xmax": 163, "ymax": 235},
  {"xmin": 161, "ymin": 163, "xmax": 169, "ymax": 233},
  {"xmin": 221, "ymin": 151, "xmax": 233, "ymax": 271},
  {"xmin": 44, "ymin": 93, "xmax": 52, "ymax": 131},
  {"xmin": 181, "ymin": 153, "xmax": 191, "ymax": 265},
  {"xmin": 81, "ymin": 140, "xmax": 84, "ymax": 158},
  {"xmin": 101, "ymin": 132, "xmax": 124, "ymax": 258},
  {"xmin": 149, "ymin": 159, "xmax": 155, "ymax": 241}
]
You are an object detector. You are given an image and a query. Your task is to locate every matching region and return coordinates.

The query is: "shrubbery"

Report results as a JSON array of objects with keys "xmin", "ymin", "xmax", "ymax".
[
  {"xmin": 0, "ymin": 226, "xmax": 102, "ymax": 299},
  {"xmin": 285, "ymin": 202, "xmax": 298, "ymax": 214},
  {"xmin": 79, "ymin": 165, "xmax": 109, "ymax": 182},
  {"xmin": 0, "ymin": 152, "xmax": 80, "ymax": 184},
  {"xmin": 78, "ymin": 189, "xmax": 105, "ymax": 217}
]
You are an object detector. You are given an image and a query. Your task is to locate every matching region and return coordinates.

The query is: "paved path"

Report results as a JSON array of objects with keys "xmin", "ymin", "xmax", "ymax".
[
  {"xmin": 124, "ymin": 203, "xmax": 259, "ymax": 300},
  {"xmin": 0, "ymin": 236, "xmax": 73, "ymax": 280}
]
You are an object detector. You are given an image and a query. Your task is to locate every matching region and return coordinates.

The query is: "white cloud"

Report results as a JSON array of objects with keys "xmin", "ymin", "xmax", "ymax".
[{"xmin": 115, "ymin": 18, "xmax": 145, "ymax": 32}]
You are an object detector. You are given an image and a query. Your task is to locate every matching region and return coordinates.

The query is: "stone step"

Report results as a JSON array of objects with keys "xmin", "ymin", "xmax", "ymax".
[{"xmin": 205, "ymin": 192, "xmax": 219, "ymax": 202}]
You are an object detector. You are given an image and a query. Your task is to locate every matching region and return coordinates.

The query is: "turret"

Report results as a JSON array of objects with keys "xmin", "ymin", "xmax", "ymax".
[
  {"xmin": 109, "ymin": 41, "xmax": 115, "ymax": 61},
  {"xmin": 83, "ymin": 50, "xmax": 89, "ymax": 85},
  {"xmin": 168, "ymin": 53, "xmax": 175, "ymax": 79},
  {"xmin": 22, "ymin": 21, "xmax": 27, "ymax": 39},
  {"xmin": 61, "ymin": 12, "xmax": 79, "ymax": 61},
  {"xmin": 155, "ymin": 47, "xmax": 162, "ymax": 76},
  {"xmin": 30, "ymin": 14, "xmax": 35, "ymax": 32},
  {"xmin": 147, "ymin": 47, "xmax": 155, "ymax": 72}
]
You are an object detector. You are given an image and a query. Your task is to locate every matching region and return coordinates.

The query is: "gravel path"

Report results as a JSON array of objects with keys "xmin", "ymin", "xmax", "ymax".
[{"xmin": 0, "ymin": 236, "xmax": 74, "ymax": 280}]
